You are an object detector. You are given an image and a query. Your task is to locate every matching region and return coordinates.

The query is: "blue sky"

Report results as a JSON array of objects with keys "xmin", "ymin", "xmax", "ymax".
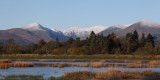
[{"xmin": 0, "ymin": 0, "xmax": 160, "ymax": 30}]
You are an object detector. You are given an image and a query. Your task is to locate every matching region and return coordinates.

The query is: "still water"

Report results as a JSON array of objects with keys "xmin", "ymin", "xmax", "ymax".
[{"xmin": 0, "ymin": 59, "xmax": 160, "ymax": 78}]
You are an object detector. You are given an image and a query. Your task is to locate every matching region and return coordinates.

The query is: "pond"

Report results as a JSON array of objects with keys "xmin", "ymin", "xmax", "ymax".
[{"xmin": 0, "ymin": 59, "xmax": 160, "ymax": 79}]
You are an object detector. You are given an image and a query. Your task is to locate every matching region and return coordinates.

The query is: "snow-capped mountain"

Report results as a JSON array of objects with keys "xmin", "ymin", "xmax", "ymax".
[
  {"xmin": 62, "ymin": 26, "xmax": 107, "ymax": 39},
  {"xmin": 22, "ymin": 23, "xmax": 69, "ymax": 42},
  {"xmin": 116, "ymin": 20, "xmax": 160, "ymax": 38},
  {"xmin": 110, "ymin": 24, "xmax": 131, "ymax": 29},
  {"xmin": 22, "ymin": 22, "xmax": 45, "ymax": 31},
  {"xmin": 136, "ymin": 20, "xmax": 160, "ymax": 28},
  {"xmin": 2, "ymin": 20, "xmax": 160, "ymax": 44}
]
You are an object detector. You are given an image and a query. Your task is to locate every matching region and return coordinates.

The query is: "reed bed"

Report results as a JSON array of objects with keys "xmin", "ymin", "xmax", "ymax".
[
  {"xmin": 1, "ymin": 70, "xmax": 158, "ymax": 80},
  {"xmin": 2, "ymin": 54, "xmax": 160, "ymax": 60},
  {"xmin": 148, "ymin": 61, "xmax": 160, "ymax": 65},
  {"xmin": 48, "ymin": 63, "xmax": 71, "ymax": 68},
  {"xmin": 63, "ymin": 71, "xmax": 95, "ymax": 80},
  {"xmin": 126, "ymin": 64, "xmax": 147, "ymax": 68},
  {"xmin": 0, "ymin": 60, "xmax": 12, "ymax": 63},
  {"xmin": 62, "ymin": 70, "xmax": 159, "ymax": 80},
  {"xmin": 0, "ymin": 62, "xmax": 34, "ymax": 69},
  {"xmin": 45, "ymin": 62, "xmax": 160, "ymax": 68}
]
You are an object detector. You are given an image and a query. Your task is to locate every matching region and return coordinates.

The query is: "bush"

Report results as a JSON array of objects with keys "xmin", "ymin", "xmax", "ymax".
[
  {"xmin": 142, "ymin": 73, "xmax": 160, "ymax": 80},
  {"xmin": 134, "ymin": 43, "xmax": 155, "ymax": 55}
]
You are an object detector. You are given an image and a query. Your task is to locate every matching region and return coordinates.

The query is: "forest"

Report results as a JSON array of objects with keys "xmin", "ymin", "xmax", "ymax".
[{"xmin": 0, "ymin": 30, "xmax": 159, "ymax": 55}]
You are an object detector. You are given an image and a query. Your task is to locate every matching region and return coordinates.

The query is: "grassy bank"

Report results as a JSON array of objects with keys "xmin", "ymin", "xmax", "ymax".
[{"xmin": 1, "ymin": 54, "xmax": 160, "ymax": 60}]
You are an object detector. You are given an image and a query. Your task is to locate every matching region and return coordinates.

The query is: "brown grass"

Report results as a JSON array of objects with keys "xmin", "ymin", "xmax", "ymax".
[
  {"xmin": 63, "ymin": 70, "xmax": 158, "ymax": 79},
  {"xmin": 63, "ymin": 71, "xmax": 95, "ymax": 80},
  {"xmin": 0, "ymin": 62, "xmax": 34, "ymax": 69},
  {"xmin": 2, "ymin": 54, "xmax": 160, "ymax": 60},
  {"xmin": 48, "ymin": 63, "xmax": 71, "ymax": 68},
  {"xmin": 0, "ymin": 60, "xmax": 12, "ymax": 63},
  {"xmin": 89, "ymin": 63, "xmax": 104, "ymax": 68},
  {"xmin": 126, "ymin": 64, "xmax": 147, "ymax": 68},
  {"xmin": 148, "ymin": 61, "xmax": 160, "ymax": 65},
  {"xmin": 95, "ymin": 70, "xmax": 121, "ymax": 79},
  {"xmin": 142, "ymin": 70, "xmax": 153, "ymax": 75}
]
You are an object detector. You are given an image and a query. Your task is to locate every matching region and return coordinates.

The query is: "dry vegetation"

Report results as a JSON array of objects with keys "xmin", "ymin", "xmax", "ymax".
[
  {"xmin": 0, "ymin": 60, "xmax": 34, "ymax": 69},
  {"xmin": 63, "ymin": 70, "xmax": 158, "ymax": 80},
  {"xmin": 2, "ymin": 59, "xmax": 160, "ymax": 68},
  {"xmin": 2, "ymin": 54, "xmax": 160, "ymax": 60}
]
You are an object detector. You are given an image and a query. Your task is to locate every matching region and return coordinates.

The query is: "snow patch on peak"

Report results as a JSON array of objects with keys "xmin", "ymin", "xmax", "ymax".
[
  {"xmin": 110, "ymin": 24, "xmax": 131, "ymax": 29},
  {"xmin": 62, "ymin": 25, "xmax": 107, "ymax": 39},
  {"xmin": 138, "ymin": 20, "xmax": 160, "ymax": 28},
  {"xmin": 63, "ymin": 25, "xmax": 107, "ymax": 34},
  {"xmin": 22, "ymin": 22, "xmax": 45, "ymax": 31},
  {"xmin": 89, "ymin": 25, "xmax": 107, "ymax": 33},
  {"xmin": 51, "ymin": 28, "xmax": 61, "ymax": 32}
]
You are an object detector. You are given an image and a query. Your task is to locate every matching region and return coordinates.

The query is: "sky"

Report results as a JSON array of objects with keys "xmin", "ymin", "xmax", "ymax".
[{"xmin": 0, "ymin": 0, "xmax": 160, "ymax": 30}]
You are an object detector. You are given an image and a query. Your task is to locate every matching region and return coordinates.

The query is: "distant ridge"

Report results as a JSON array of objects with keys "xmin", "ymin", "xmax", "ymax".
[
  {"xmin": 100, "ymin": 20, "xmax": 160, "ymax": 39},
  {"xmin": 1, "ymin": 20, "xmax": 160, "ymax": 44}
]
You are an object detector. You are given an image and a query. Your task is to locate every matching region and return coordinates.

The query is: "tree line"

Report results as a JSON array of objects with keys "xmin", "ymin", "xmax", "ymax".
[{"xmin": 0, "ymin": 30, "xmax": 159, "ymax": 55}]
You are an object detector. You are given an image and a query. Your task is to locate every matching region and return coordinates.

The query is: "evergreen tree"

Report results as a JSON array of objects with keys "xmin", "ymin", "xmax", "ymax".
[
  {"xmin": 55, "ymin": 37, "xmax": 61, "ymax": 48},
  {"xmin": 124, "ymin": 30, "xmax": 139, "ymax": 54},
  {"xmin": 132, "ymin": 30, "xmax": 139, "ymax": 41},
  {"xmin": 146, "ymin": 33, "xmax": 155, "ymax": 47},
  {"xmin": 140, "ymin": 33, "xmax": 146, "ymax": 47},
  {"xmin": 0, "ymin": 42, "xmax": 3, "ymax": 54},
  {"xmin": 132, "ymin": 30, "xmax": 139, "ymax": 52},
  {"xmin": 37, "ymin": 39, "xmax": 46, "ymax": 48},
  {"xmin": 72, "ymin": 37, "xmax": 81, "ymax": 47},
  {"xmin": 25, "ymin": 43, "xmax": 37, "ymax": 54},
  {"xmin": 89, "ymin": 31, "xmax": 96, "ymax": 39},
  {"xmin": 3, "ymin": 39, "xmax": 15, "ymax": 54},
  {"xmin": 89, "ymin": 31, "xmax": 97, "ymax": 47},
  {"xmin": 44, "ymin": 41, "xmax": 55, "ymax": 54},
  {"xmin": 68, "ymin": 37, "xmax": 74, "ymax": 44}
]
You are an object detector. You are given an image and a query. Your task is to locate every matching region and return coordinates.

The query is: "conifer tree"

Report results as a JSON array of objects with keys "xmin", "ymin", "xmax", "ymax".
[
  {"xmin": 140, "ymin": 33, "xmax": 146, "ymax": 47},
  {"xmin": 55, "ymin": 37, "xmax": 61, "ymax": 48},
  {"xmin": 146, "ymin": 33, "xmax": 155, "ymax": 47}
]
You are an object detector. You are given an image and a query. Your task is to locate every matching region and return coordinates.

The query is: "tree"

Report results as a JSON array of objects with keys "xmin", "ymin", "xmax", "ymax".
[
  {"xmin": 102, "ymin": 33, "xmax": 117, "ymax": 54},
  {"xmin": 3, "ymin": 39, "xmax": 15, "ymax": 54},
  {"xmin": 55, "ymin": 37, "xmax": 61, "ymax": 48},
  {"xmin": 140, "ymin": 33, "xmax": 146, "ymax": 47},
  {"xmin": 25, "ymin": 43, "xmax": 37, "ymax": 54},
  {"xmin": 155, "ymin": 41, "xmax": 160, "ymax": 54},
  {"xmin": 134, "ymin": 42, "xmax": 155, "ymax": 55},
  {"xmin": 72, "ymin": 37, "xmax": 81, "ymax": 47},
  {"xmin": 5, "ymin": 39, "xmax": 14, "ymax": 45},
  {"xmin": 132, "ymin": 30, "xmax": 139, "ymax": 41},
  {"xmin": 124, "ymin": 31, "xmax": 139, "ymax": 54},
  {"xmin": 146, "ymin": 33, "xmax": 155, "ymax": 47},
  {"xmin": 44, "ymin": 41, "xmax": 56, "ymax": 54},
  {"xmin": 89, "ymin": 31, "xmax": 96, "ymax": 39},
  {"xmin": 89, "ymin": 31, "xmax": 97, "ymax": 47},
  {"xmin": 67, "ymin": 37, "xmax": 74, "ymax": 44},
  {"xmin": 0, "ymin": 42, "xmax": 3, "ymax": 54},
  {"xmin": 37, "ymin": 39, "xmax": 46, "ymax": 48},
  {"xmin": 132, "ymin": 30, "xmax": 139, "ymax": 52},
  {"xmin": 52, "ymin": 48, "xmax": 65, "ymax": 55}
]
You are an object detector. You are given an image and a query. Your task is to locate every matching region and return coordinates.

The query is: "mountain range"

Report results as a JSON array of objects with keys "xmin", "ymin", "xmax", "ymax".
[{"xmin": 0, "ymin": 20, "xmax": 160, "ymax": 44}]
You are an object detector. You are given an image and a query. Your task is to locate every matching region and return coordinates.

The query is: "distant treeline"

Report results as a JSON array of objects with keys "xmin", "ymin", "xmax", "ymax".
[{"xmin": 0, "ymin": 30, "xmax": 159, "ymax": 55}]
